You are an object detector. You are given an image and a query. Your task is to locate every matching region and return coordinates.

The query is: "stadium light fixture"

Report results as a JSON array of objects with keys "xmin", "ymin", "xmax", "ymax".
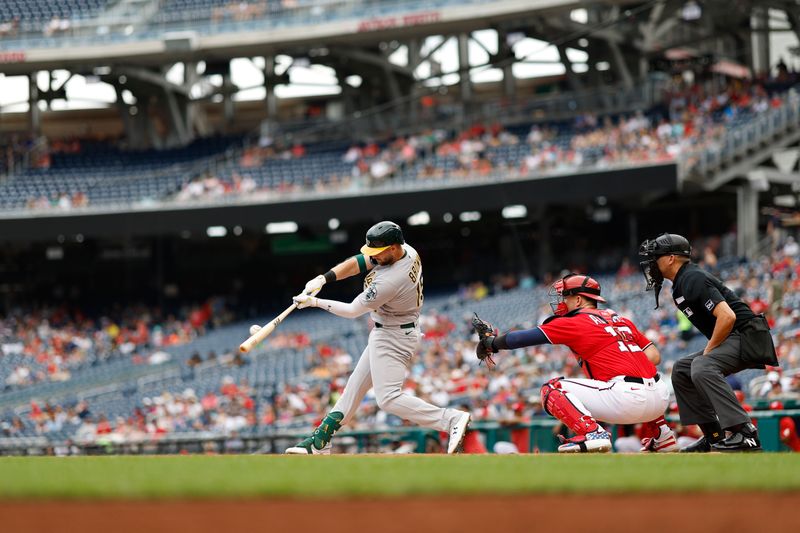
[
  {"xmin": 681, "ymin": 1, "xmax": 702, "ymax": 21},
  {"xmin": 407, "ymin": 211, "xmax": 430, "ymax": 226},
  {"xmin": 459, "ymin": 211, "xmax": 481, "ymax": 222},
  {"xmin": 502, "ymin": 205, "xmax": 527, "ymax": 219},
  {"xmin": 570, "ymin": 9, "xmax": 588, "ymax": 23},
  {"xmin": 266, "ymin": 222, "xmax": 298, "ymax": 234},
  {"xmin": 46, "ymin": 247, "xmax": 64, "ymax": 260},
  {"xmin": 330, "ymin": 230, "xmax": 348, "ymax": 244},
  {"xmin": 207, "ymin": 226, "xmax": 227, "ymax": 238},
  {"xmin": 345, "ymin": 75, "xmax": 362, "ymax": 88}
]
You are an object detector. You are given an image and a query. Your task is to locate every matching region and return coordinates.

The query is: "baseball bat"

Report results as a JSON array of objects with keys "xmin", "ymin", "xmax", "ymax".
[{"xmin": 239, "ymin": 302, "xmax": 298, "ymax": 353}]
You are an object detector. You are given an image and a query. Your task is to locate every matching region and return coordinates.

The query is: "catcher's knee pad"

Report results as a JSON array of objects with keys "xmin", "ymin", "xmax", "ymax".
[{"xmin": 540, "ymin": 378, "xmax": 598, "ymax": 435}]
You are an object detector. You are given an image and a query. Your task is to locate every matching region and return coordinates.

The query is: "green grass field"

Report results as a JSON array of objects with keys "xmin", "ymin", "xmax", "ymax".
[{"xmin": 1, "ymin": 454, "xmax": 799, "ymax": 500}]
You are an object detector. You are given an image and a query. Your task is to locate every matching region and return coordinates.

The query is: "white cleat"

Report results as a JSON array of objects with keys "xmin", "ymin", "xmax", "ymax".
[
  {"xmin": 285, "ymin": 440, "xmax": 332, "ymax": 455},
  {"xmin": 447, "ymin": 411, "xmax": 471, "ymax": 454},
  {"xmin": 641, "ymin": 429, "xmax": 679, "ymax": 453}
]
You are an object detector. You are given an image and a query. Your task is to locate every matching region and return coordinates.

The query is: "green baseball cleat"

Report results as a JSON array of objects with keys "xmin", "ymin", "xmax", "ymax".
[{"xmin": 285, "ymin": 411, "xmax": 343, "ymax": 455}]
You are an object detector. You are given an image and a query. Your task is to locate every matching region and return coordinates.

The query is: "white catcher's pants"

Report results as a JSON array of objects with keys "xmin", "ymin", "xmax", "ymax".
[
  {"xmin": 331, "ymin": 326, "xmax": 459, "ymax": 432},
  {"xmin": 559, "ymin": 375, "xmax": 671, "ymax": 425}
]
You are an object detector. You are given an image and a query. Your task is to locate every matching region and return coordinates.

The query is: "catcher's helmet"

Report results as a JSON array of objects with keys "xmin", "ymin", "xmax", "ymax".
[
  {"xmin": 360, "ymin": 221, "xmax": 404, "ymax": 256},
  {"xmin": 549, "ymin": 273, "xmax": 605, "ymax": 316}
]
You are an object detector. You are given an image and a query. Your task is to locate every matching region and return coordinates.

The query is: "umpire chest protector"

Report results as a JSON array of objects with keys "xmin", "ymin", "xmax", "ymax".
[{"xmin": 671, "ymin": 263, "xmax": 754, "ymax": 339}]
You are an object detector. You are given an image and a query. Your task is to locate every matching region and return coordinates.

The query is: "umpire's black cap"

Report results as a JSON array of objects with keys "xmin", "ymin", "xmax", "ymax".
[{"xmin": 639, "ymin": 233, "xmax": 692, "ymax": 258}]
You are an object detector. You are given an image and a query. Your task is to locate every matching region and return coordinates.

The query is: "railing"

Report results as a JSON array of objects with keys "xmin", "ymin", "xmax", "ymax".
[
  {"xmin": 677, "ymin": 90, "xmax": 800, "ymax": 184},
  {"xmin": 0, "ymin": 160, "xmax": 675, "ymax": 220},
  {"xmin": 2, "ymin": 411, "xmax": 798, "ymax": 455},
  {"xmin": 256, "ymin": 74, "xmax": 669, "ymax": 144},
  {"xmin": 480, "ymin": 76, "xmax": 668, "ymax": 126}
]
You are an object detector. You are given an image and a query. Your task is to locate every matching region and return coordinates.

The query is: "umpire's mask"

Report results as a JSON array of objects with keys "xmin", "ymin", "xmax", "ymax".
[{"xmin": 638, "ymin": 233, "xmax": 691, "ymax": 309}]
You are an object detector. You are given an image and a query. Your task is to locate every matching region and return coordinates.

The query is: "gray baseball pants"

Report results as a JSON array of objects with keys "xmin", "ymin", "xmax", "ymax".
[
  {"xmin": 331, "ymin": 326, "xmax": 459, "ymax": 431},
  {"xmin": 671, "ymin": 334, "xmax": 752, "ymax": 429}
]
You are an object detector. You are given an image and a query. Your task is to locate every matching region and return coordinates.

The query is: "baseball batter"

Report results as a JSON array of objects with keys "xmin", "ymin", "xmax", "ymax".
[
  {"xmin": 282, "ymin": 221, "xmax": 470, "ymax": 454},
  {"xmin": 474, "ymin": 273, "xmax": 677, "ymax": 453}
]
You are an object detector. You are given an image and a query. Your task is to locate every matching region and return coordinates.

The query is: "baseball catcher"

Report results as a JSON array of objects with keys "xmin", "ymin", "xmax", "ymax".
[{"xmin": 473, "ymin": 273, "xmax": 677, "ymax": 453}]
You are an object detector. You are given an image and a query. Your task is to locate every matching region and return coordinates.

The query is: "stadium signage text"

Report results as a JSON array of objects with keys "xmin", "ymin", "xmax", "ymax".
[
  {"xmin": 358, "ymin": 12, "xmax": 441, "ymax": 32},
  {"xmin": 0, "ymin": 51, "xmax": 26, "ymax": 63}
]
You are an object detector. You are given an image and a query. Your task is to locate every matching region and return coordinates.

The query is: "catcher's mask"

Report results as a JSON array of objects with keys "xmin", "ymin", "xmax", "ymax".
[
  {"xmin": 638, "ymin": 233, "xmax": 691, "ymax": 309},
  {"xmin": 548, "ymin": 273, "xmax": 606, "ymax": 316}
]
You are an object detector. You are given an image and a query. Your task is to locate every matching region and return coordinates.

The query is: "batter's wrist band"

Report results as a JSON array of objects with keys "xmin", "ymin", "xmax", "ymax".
[{"xmin": 324, "ymin": 270, "xmax": 337, "ymax": 284}]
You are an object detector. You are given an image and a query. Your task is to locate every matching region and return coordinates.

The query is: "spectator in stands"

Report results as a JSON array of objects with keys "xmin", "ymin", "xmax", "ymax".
[{"xmin": 187, "ymin": 351, "xmax": 203, "ymax": 367}]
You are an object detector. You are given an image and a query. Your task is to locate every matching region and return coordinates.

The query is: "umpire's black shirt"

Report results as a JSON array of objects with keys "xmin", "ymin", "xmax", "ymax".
[{"xmin": 671, "ymin": 262, "xmax": 755, "ymax": 339}]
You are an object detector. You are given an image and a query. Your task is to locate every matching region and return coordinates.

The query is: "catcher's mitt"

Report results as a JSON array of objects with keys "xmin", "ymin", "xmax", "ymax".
[{"xmin": 472, "ymin": 313, "xmax": 498, "ymax": 368}]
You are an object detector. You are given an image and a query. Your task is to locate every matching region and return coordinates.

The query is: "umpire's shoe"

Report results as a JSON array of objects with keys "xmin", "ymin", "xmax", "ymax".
[
  {"xmin": 711, "ymin": 424, "xmax": 762, "ymax": 452},
  {"xmin": 679, "ymin": 436, "xmax": 711, "ymax": 453}
]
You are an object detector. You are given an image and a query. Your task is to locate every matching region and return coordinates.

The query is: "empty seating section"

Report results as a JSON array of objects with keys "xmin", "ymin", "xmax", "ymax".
[
  {"xmin": 153, "ymin": 0, "xmax": 269, "ymax": 24},
  {"xmin": 0, "ymin": 0, "xmax": 111, "ymax": 24},
  {"xmin": 0, "ymin": 136, "xmax": 239, "ymax": 210}
]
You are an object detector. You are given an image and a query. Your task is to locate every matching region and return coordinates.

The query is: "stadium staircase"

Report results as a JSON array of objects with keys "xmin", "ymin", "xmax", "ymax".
[{"xmin": 680, "ymin": 89, "xmax": 800, "ymax": 191}]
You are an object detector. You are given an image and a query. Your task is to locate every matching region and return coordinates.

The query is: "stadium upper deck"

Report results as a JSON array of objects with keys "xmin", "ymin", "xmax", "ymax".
[
  {"xmin": 0, "ymin": 76, "xmax": 796, "ymax": 215},
  {"xmin": 0, "ymin": 0, "xmax": 586, "ymax": 71}
]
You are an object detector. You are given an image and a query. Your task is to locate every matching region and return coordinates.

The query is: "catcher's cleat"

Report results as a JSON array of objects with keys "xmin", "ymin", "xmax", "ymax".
[
  {"xmin": 447, "ymin": 411, "xmax": 471, "ymax": 454},
  {"xmin": 557, "ymin": 429, "xmax": 612, "ymax": 453},
  {"xmin": 679, "ymin": 436, "xmax": 711, "ymax": 453},
  {"xmin": 285, "ymin": 437, "xmax": 332, "ymax": 455},
  {"xmin": 641, "ymin": 430, "xmax": 679, "ymax": 453}
]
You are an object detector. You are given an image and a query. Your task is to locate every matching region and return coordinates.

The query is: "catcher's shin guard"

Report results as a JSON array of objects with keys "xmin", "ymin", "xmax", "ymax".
[{"xmin": 541, "ymin": 378, "xmax": 599, "ymax": 435}]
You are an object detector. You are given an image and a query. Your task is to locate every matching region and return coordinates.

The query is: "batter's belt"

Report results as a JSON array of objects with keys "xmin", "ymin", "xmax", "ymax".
[{"xmin": 374, "ymin": 322, "xmax": 416, "ymax": 329}]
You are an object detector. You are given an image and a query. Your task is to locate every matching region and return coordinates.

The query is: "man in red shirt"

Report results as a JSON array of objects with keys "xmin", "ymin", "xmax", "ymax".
[{"xmin": 475, "ymin": 273, "xmax": 676, "ymax": 453}]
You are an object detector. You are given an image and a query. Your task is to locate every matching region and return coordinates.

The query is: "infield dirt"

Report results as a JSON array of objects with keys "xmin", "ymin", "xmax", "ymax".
[{"xmin": 2, "ymin": 493, "xmax": 796, "ymax": 533}]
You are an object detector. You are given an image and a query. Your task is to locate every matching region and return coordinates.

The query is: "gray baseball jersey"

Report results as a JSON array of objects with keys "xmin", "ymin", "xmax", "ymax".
[
  {"xmin": 357, "ymin": 243, "xmax": 423, "ymax": 326},
  {"xmin": 329, "ymin": 242, "xmax": 461, "ymax": 435}
]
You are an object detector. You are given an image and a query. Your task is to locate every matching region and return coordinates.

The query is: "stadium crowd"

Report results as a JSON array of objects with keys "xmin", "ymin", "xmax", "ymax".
[
  {"xmin": 170, "ymin": 75, "xmax": 797, "ymax": 202},
  {"xmin": 0, "ymin": 297, "xmax": 233, "ymax": 391},
  {"xmin": 3, "ymin": 228, "xmax": 799, "ymax": 452},
  {"xmin": 3, "ymin": 73, "xmax": 798, "ymax": 211}
]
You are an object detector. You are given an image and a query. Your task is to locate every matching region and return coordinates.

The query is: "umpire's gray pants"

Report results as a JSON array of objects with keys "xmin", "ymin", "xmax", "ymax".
[
  {"xmin": 671, "ymin": 334, "xmax": 751, "ymax": 429},
  {"xmin": 331, "ymin": 326, "xmax": 459, "ymax": 432}
]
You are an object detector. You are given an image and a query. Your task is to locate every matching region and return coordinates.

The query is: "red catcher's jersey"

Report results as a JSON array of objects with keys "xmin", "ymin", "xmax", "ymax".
[{"xmin": 538, "ymin": 309, "xmax": 657, "ymax": 381}]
